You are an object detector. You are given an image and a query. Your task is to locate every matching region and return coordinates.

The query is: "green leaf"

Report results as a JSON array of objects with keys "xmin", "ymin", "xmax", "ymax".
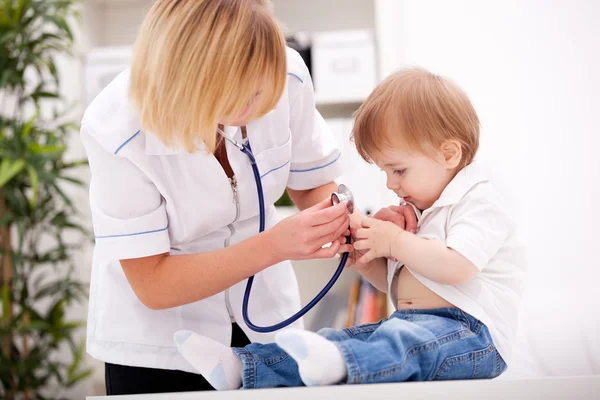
[
  {"xmin": 61, "ymin": 159, "xmax": 88, "ymax": 169},
  {"xmin": 19, "ymin": 320, "xmax": 52, "ymax": 332},
  {"xmin": 46, "ymin": 15, "xmax": 73, "ymax": 41},
  {"xmin": 27, "ymin": 165, "xmax": 39, "ymax": 207},
  {"xmin": 47, "ymin": 298, "xmax": 65, "ymax": 325},
  {"xmin": 57, "ymin": 175, "xmax": 84, "ymax": 186},
  {"xmin": 31, "ymin": 91, "xmax": 59, "ymax": 102},
  {"xmin": 50, "ymin": 182, "xmax": 74, "ymax": 209},
  {"xmin": 47, "ymin": 362, "xmax": 64, "ymax": 385},
  {"xmin": 0, "ymin": 11, "xmax": 14, "ymax": 28},
  {"xmin": 22, "ymin": 108, "xmax": 39, "ymax": 137},
  {"xmin": 2, "ymin": 0, "xmax": 13, "ymax": 21},
  {"xmin": 67, "ymin": 339, "xmax": 85, "ymax": 378},
  {"xmin": 0, "ymin": 158, "xmax": 26, "ymax": 187},
  {"xmin": 14, "ymin": 0, "xmax": 29, "ymax": 23},
  {"xmin": 67, "ymin": 369, "xmax": 93, "ymax": 387},
  {"xmin": 28, "ymin": 143, "xmax": 66, "ymax": 155},
  {"xmin": 73, "ymin": 8, "xmax": 82, "ymax": 24},
  {"xmin": 58, "ymin": 320, "xmax": 85, "ymax": 331}
]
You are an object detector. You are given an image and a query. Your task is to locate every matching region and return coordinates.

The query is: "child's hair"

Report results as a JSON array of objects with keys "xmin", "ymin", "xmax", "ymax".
[
  {"xmin": 352, "ymin": 67, "xmax": 480, "ymax": 169},
  {"xmin": 129, "ymin": 0, "xmax": 286, "ymax": 153}
]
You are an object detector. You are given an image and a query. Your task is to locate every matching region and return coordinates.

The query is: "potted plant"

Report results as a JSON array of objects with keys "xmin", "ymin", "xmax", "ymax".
[{"xmin": 1, "ymin": 1, "xmax": 91, "ymax": 399}]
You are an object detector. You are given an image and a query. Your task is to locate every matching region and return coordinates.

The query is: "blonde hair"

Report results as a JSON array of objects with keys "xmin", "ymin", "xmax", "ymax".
[
  {"xmin": 352, "ymin": 67, "xmax": 480, "ymax": 169},
  {"xmin": 130, "ymin": 0, "xmax": 286, "ymax": 153}
]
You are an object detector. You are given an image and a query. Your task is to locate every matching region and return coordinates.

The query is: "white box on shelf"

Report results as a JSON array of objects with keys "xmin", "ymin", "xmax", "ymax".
[
  {"xmin": 312, "ymin": 30, "xmax": 376, "ymax": 102},
  {"xmin": 83, "ymin": 46, "xmax": 132, "ymax": 107}
]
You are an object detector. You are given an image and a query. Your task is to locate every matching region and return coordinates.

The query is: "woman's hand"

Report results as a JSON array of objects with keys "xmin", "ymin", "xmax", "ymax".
[
  {"xmin": 270, "ymin": 197, "xmax": 351, "ymax": 261},
  {"xmin": 354, "ymin": 217, "xmax": 406, "ymax": 264},
  {"xmin": 342, "ymin": 210, "xmax": 369, "ymax": 270}
]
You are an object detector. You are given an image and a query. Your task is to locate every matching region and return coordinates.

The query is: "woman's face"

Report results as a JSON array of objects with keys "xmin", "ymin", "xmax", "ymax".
[{"xmin": 219, "ymin": 90, "xmax": 263, "ymax": 127}]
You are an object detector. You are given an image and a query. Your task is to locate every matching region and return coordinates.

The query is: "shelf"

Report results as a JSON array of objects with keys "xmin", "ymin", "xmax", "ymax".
[{"xmin": 315, "ymin": 93, "xmax": 367, "ymax": 107}]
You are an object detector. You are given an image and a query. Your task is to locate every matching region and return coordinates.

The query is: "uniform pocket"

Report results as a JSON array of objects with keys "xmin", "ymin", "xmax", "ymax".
[{"xmin": 253, "ymin": 134, "xmax": 292, "ymax": 206}]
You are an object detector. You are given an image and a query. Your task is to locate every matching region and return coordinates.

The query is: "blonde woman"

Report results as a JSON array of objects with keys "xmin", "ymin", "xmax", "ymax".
[{"xmin": 80, "ymin": 0, "xmax": 360, "ymax": 395}]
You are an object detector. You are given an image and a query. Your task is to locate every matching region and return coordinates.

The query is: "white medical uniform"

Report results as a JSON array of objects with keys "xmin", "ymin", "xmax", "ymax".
[{"xmin": 80, "ymin": 48, "xmax": 343, "ymax": 372}]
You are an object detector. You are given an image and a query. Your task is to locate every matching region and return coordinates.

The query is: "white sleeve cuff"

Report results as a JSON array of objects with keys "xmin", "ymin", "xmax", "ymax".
[
  {"xmin": 446, "ymin": 237, "xmax": 488, "ymax": 271},
  {"xmin": 287, "ymin": 151, "xmax": 343, "ymax": 190},
  {"xmin": 95, "ymin": 228, "xmax": 171, "ymax": 261},
  {"xmin": 92, "ymin": 200, "xmax": 170, "ymax": 260}
]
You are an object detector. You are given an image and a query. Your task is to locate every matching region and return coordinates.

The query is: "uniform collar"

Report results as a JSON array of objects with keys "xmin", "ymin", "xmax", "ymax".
[
  {"xmin": 429, "ymin": 159, "xmax": 488, "ymax": 209},
  {"xmin": 143, "ymin": 126, "xmax": 239, "ymax": 155},
  {"xmin": 144, "ymin": 130, "xmax": 184, "ymax": 155}
]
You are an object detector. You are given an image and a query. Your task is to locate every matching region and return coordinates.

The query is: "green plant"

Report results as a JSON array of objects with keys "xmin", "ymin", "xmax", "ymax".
[
  {"xmin": 0, "ymin": 1, "xmax": 91, "ymax": 399},
  {"xmin": 274, "ymin": 189, "xmax": 293, "ymax": 207}
]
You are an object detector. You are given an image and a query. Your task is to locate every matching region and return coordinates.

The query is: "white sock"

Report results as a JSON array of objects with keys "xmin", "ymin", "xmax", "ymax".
[
  {"xmin": 275, "ymin": 329, "xmax": 347, "ymax": 386},
  {"xmin": 174, "ymin": 330, "xmax": 242, "ymax": 390}
]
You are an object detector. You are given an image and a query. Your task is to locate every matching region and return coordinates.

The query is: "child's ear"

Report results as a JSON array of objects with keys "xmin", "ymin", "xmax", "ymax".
[{"xmin": 440, "ymin": 140, "xmax": 462, "ymax": 169}]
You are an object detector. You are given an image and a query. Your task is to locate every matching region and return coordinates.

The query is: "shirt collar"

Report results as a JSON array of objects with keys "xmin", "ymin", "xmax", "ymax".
[{"xmin": 428, "ymin": 159, "xmax": 488, "ymax": 209}]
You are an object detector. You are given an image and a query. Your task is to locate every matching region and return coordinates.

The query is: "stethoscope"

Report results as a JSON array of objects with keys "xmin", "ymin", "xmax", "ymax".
[{"xmin": 217, "ymin": 128, "xmax": 354, "ymax": 333}]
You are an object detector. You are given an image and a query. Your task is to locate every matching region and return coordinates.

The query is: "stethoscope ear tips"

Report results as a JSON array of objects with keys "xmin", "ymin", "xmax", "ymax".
[{"xmin": 331, "ymin": 184, "xmax": 354, "ymax": 214}]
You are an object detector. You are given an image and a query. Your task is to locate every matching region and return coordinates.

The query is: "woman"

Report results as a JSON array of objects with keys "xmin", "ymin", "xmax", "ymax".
[{"xmin": 80, "ymin": 0, "xmax": 351, "ymax": 395}]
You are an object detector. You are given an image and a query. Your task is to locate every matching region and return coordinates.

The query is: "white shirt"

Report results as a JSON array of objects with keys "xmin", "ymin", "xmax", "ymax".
[
  {"xmin": 387, "ymin": 160, "xmax": 527, "ymax": 365},
  {"xmin": 80, "ymin": 48, "xmax": 343, "ymax": 372}
]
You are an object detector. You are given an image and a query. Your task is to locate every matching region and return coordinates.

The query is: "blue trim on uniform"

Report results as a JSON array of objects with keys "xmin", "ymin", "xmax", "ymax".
[
  {"xmin": 290, "ymin": 152, "xmax": 341, "ymax": 173},
  {"xmin": 114, "ymin": 130, "xmax": 141, "ymax": 155},
  {"xmin": 287, "ymin": 72, "xmax": 304, "ymax": 84},
  {"xmin": 261, "ymin": 160, "xmax": 290, "ymax": 179},
  {"xmin": 95, "ymin": 225, "xmax": 168, "ymax": 239}
]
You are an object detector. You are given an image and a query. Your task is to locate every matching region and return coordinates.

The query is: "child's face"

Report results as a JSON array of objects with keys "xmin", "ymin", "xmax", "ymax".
[{"xmin": 374, "ymin": 146, "xmax": 457, "ymax": 210}]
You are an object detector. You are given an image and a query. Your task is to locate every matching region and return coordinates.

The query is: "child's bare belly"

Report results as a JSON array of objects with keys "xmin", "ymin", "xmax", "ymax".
[{"xmin": 395, "ymin": 266, "xmax": 455, "ymax": 310}]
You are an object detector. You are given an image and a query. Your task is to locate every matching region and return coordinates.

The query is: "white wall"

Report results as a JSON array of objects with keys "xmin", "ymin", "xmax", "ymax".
[{"xmin": 377, "ymin": 0, "xmax": 600, "ymax": 295}]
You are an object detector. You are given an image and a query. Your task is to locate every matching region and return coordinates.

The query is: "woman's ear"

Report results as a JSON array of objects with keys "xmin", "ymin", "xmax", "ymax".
[{"xmin": 440, "ymin": 140, "xmax": 462, "ymax": 169}]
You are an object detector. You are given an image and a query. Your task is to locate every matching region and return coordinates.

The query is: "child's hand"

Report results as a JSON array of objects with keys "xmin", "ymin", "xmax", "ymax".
[
  {"xmin": 339, "ymin": 204, "xmax": 416, "ymax": 267},
  {"xmin": 373, "ymin": 204, "xmax": 417, "ymax": 234},
  {"xmin": 354, "ymin": 217, "xmax": 405, "ymax": 264}
]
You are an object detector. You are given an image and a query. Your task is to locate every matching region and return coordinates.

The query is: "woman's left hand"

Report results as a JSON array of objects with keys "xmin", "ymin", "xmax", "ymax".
[{"xmin": 353, "ymin": 217, "xmax": 405, "ymax": 264}]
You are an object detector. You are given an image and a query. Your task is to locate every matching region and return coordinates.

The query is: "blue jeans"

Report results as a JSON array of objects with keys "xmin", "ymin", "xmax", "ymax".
[{"xmin": 232, "ymin": 308, "xmax": 506, "ymax": 388}]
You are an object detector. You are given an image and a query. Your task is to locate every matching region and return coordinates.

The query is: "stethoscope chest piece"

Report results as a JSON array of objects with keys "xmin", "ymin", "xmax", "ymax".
[{"xmin": 331, "ymin": 184, "xmax": 354, "ymax": 214}]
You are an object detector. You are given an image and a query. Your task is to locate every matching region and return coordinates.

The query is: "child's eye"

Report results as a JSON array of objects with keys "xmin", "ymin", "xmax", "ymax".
[{"xmin": 394, "ymin": 169, "xmax": 406, "ymax": 175}]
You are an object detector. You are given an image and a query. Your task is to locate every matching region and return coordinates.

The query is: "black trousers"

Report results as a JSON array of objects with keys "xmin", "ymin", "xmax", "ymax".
[{"xmin": 105, "ymin": 323, "xmax": 251, "ymax": 395}]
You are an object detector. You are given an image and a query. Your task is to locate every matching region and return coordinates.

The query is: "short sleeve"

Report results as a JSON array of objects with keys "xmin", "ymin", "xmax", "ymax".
[
  {"xmin": 286, "ymin": 51, "xmax": 343, "ymax": 190},
  {"xmin": 445, "ymin": 196, "xmax": 512, "ymax": 271},
  {"xmin": 81, "ymin": 125, "xmax": 170, "ymax": 260}
]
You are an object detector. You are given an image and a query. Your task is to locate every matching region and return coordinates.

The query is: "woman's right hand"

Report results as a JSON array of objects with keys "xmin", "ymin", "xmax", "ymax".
[{"xmin": 270, "ymin": 197, "xmax": 352, "ymax": 261}]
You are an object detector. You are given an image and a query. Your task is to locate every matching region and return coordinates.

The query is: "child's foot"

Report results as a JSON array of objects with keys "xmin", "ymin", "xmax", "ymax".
[
  {"xmin": 174, "ymin": 330, "xmax": 242, "ymax": 390},
  {"xmin": 275, "ymin": 329, "xmax": 347, "ymax": 386}
]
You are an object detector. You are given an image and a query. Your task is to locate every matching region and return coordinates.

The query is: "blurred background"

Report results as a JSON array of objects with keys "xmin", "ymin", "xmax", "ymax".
[{"xmin": 1, "ymin": 0, "xmax": 599, "ymax": 398}]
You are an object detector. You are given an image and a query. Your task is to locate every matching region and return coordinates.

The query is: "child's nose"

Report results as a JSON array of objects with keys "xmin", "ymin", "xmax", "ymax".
[{"xmin": 386, "ymin": 177, "xmax": 400, "ymax": 191}]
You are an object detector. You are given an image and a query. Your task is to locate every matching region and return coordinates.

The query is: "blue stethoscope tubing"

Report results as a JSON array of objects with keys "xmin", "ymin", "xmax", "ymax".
[{"xmin": 237, "ymin": 140, "xmax": 351, "ymax": 333}]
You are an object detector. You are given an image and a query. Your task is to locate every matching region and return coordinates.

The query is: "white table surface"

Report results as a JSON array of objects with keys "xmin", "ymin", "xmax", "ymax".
[{"xmin": 88, "ymin": 375, "xmax": 600, "ymax": 400}]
